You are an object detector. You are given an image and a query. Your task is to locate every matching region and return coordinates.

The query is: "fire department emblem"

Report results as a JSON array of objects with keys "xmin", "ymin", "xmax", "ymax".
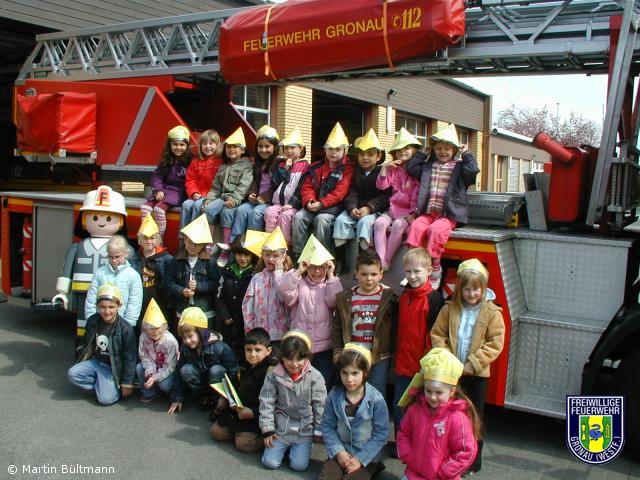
[{"xmin": 566, "ymin": 395, "xmax": 624, "ymax": 464}]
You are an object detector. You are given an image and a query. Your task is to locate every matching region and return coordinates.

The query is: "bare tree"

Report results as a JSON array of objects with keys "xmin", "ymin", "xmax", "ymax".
[{"xmin": 496, "ymin": 104, "xmax": 601, "ymax": 147}]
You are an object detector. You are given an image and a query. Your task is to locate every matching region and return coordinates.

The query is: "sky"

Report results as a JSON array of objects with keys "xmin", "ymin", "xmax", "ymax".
[{"xmin": 456, "ymin": 75, "xmax": 608, "ymax": 127}]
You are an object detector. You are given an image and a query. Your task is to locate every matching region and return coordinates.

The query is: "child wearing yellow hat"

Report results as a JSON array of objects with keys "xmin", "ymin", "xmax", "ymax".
[
  {"xmin": 141, "ymin": 125, "xmax": 192, "ymax": 238},
  {"xmin": 136, "ymin": 299, "xmax": 179, "ymax": 403},
  {"xmin": 397, "ymin": 347, "xmax": 480, "ymax": 480},
  {"xmin": 242, "ymin": 228, "xmax": 293, "ymax": 346},
  {"xmin": 373, "ymin": 127, "xmax": 422, "ymax": 271},
  {"xmin": 229, "ymin": 125, "xmax": 283, "ymax": 246},
  {"xmin": 202, "ymin": 127, "xmax": 254, "ymax": 266},
  {"xmin": 134, "ymin": 214, "xmax": 173, "ymax": 326},
  {"xmin": 275, "ymin": 234, "xmax": 343, "ymax": 384},
  {"xmin": 264, "ymin": 126, "xmax": 310, "ymax": 247},
  {"xmin": 259, "ymin": 329, "xmax": 326, "ymax": 471},
  {"xmin": 319, "ymin": 343, "xmax": 389, "ymax": 479},
  {"xmin": 181, "ymin": 129, "xmax": 223, "ymax": 230},
  {"xmin": 68, "ymin": 284, "xmax": 137, "ymax": 406},
  {"xmin": 292, "ymin": 122, "xmax": 354, "ymax": 259},
  {"xmin": 167, "ymin": 214, "xmax": 220, "ymax": 330},
  {"xmin": 430, "ymin": 258, "xmax": 505, "ymax": 474},
  {"xmin": 405, "ymin": 123, "xmax": 480, "ymax": 290}
]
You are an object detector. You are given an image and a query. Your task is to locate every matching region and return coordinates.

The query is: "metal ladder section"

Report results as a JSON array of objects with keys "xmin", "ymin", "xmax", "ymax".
[{"xmin": 16, "ymin": 0, "xmax": 635, "ymax": 83}]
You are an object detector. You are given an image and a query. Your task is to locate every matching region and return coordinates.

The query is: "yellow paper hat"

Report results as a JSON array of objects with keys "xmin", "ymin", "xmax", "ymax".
[
  {"xmin": 324, "ymin": 122, "xmax": 349, "ymax": 148},
  {"xmin": 142, "ymin": 298, "xmax": 166, "ymax": 328},
  {"xmin": 168, "ymin": 125, "xmax": 190, "ymax": 142},
  {"xmin": 138, "ymin": 214, "xmax": 159, "ymax": 237},
  {"xmin": 262, "ymin": 226, "xmax": 287, "ymax": 252},
  {"xmin": 282, "ymin": 126, "xmax": 305, "ymax": 146},
  {"xmin": 225, "ymin": 127, "xmax": 246, "ymax": 148},
  {"xmin": 390, "ymin": 127, "xmax": 422, "ymax": 152},
  {"xmin": 353, "ymin": 136, "xmax": 364, "ymax": 150},
  {"xmin": 283, "ymin": 329, "xmax": 312, "ymax": 351},
  {"xmin": 256, "ymin": 125, "xmax": 280, "ymax": 141},
  {"xmin": 179, "ymin": 307, "xmax": 208, "ymax": 329},
  {"xmin": 297, "ymin": 234, "xmax": 334, "ymax": 266},
  {"xmin": 430, "ymin": 123, "xmax": 460, "ymax": 149},
  {"xmin": 457, "ymin": 258, "xmax": 489, "ymax": 282},
  {"xmin": 398, "ymin": 348, "xmax": 464, "ymax": 407},
  {"xmin": 244, "ymin": 229, "xmax": 272, "ymax": 256},
  {"xmin": 97, "ymin": 283, "xmax": 122, "ymax": 304},
  {"xmin": 343, "ymin": 342, "xmax": 372, "ymax": 368},
  {"xmin": 181, "ymin": 213, "xmax": 213, "ymax": 245},
  {"xmin": 357, "ymin": 129, "xmax": 383, "ymax": 151}
]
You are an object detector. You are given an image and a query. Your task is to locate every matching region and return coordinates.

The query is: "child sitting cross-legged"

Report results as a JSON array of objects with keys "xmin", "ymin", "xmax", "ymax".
[
  {"xmin": 168, "ymin": 307, "xmax": 239, "ymax": 414},
  {"xmin": 319, "ymin": 343, "xmax": 389, "ymax": 480},
  {"xmin": 136, "ymin": 299, "xmax": 179, "ymax": 403},
  {"xmin": 210, "ymin": 327, "xmax": 278, "ymax": 453},
  {"xmin": 259, "ymin": 329, "xmax": 326, "ymax": 471}
]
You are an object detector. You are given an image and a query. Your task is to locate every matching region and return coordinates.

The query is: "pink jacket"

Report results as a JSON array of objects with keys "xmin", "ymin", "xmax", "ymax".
[
  {"xmin": 376, "ymin": 165, "xmax": 419, "ymax": 219},
  {"xmin": 276, "ymin": 270, "xmax": 343, "ymax": 353},
  {"xmin": 397, "ymin": 395, "xmax": 477, "ymax": 480},
  {"xmin": 242, "ymin": 269, "xmax": 290, "ymax": 341}
]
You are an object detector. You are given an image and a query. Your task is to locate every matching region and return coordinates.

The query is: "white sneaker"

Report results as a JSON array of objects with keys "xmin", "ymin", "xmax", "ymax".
[
  {"xmin": 430, "ymin": 272, "xmax": 442, "ymax": 290},
  {"xmin": 216, "ymin": 242, "xmax": 230, "ymax": 251},
  {"xmin": 216, "ymin": 251, "xmax": 230, "ymax": 268},
  {"xmin": 205, "ymin": 244, "xmax": 219, "ymax": 256},
  {"xmin": 400, "ymin": 278, "xmax": 408, "ymax": 287}
]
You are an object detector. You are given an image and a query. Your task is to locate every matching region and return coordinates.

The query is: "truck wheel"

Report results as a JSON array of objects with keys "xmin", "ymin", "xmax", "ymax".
[{"xmin": 617, "ymin": 347, "xmax": 640, "ymax": 459}]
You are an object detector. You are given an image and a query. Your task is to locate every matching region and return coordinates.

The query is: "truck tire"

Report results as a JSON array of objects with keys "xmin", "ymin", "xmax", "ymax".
[{"xmin": 617, "ymin": 347, "xmax": 640, "ymax": 459}]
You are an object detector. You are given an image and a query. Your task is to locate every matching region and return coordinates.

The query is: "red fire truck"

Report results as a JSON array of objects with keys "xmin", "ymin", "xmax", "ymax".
[{"xmin": 3, "ymin": 0, "xmax": 640, "ymax": 457}]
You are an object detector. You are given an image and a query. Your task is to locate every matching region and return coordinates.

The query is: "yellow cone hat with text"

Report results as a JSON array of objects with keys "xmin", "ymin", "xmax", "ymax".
[
  {"xmin": 181, "ymin": 213, "xmax": 213, "ymax": 245},
  {"xmin": 256, "ymin": 125, "xmax": 280, "ymax": 141},
  {"xmin": 297, "ymin": 234, "xmax": 334, "ymax": 266},
  {"xmin": 179, "ymin": 307, "xmax": 209, "ymax": 329},
  {"xmin": 225, "ymin": 127, "xmax": 246, "ymax": 148},
  {"xmin": 138, "ymin": 214, "xmax": 160, "ymax": 237},
  {"xmin": 168, "ymin": 125, "xmax": 190, "ymax": 141},
  {"xmin": 142, "ymin": 298, "xmax": 167, "ymax": 328},
  {"xmin": 262, "ymin": 226, "xmax": 288, "ymax": 251},
  {"xmin": 244, "ymin": 230, "xmax": 272, "ymax": 256},
  {"xmin": 390, "ymin": 127, "xmax": 422, "ymax": 152},
  {"xmin": 357, "ymin": 129, "xmax": 383, "ymax": 151},
  {"xmin": 398, "ymin": 347, "xmax": 464, "ymax": 407},
  {"xmin": 430, "ymin": 123, "xmax": 460, "ymax": 149},
  {"xmin": 324, "ymin": 122, "xmax": 349, "ymax": 148},
  {"xmin": 282, "ymin": 126, "xmax": 305, "ymax": 146}
]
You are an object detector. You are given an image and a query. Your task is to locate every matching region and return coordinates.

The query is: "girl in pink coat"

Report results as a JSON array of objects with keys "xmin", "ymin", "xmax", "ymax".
[
  {"xmin": 373, "ymin": 129, "xmax": 421, "ymax": 270},
  {"xmin": 397, "ymin": 348, "xmax": 480, "ymax": 480},
  {"xmin": 276, "ymin": 245, "xmax": 343, "ymax": 385}
]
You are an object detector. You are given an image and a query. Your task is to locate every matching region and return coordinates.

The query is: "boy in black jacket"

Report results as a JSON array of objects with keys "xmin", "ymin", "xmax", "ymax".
[{"xmin": 210, "ymin": 327, "xmax": 277, "ymax": 452}]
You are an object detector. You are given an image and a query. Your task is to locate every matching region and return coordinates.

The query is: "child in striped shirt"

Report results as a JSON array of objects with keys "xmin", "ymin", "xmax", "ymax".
[{"xmin": 332, "ymin": 250, "xmax": 398, "ymax": 396}]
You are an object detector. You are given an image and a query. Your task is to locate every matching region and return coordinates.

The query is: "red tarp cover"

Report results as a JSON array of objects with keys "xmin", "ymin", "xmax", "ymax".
[
  {"xmin": 17, "ymin": 92, "xmax": 97, "ymax": 154},
  {"xmin": 219, "ymin": 0, "xmax": 465, "ymax": 85}
]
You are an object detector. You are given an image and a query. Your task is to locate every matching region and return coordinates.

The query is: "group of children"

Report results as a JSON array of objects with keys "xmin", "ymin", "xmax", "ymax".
[{"xmin": 66, "ymin": 121, "xmax": 506, "ymax": 479}]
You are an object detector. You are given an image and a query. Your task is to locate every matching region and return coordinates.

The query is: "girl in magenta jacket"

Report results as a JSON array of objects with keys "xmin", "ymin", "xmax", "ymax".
[
  {"xmin": 276, "ymin": 258, "xmax": 343, "ymax": 385},
  {"xmin": 397, "ymin": 348, "xmax": 480, "ymax": 480}
]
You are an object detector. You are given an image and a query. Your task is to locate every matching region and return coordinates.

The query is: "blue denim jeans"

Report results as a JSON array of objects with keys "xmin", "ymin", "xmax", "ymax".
[
  {"xmin": 135, "ymin": 363, "xmax": 175, "ymax": 398},
  {"xmin": 333, "ymin": 210, "xmax": 377, "ymax": 242},
  {"xmin": 179, "ymin": 363, "xmax": 226, "ymax": 392},
  {"xmin": 368, "ymin": 358, "xmax": 390, "ymax": 398},
  {"xmin": 204, "ymin": 198, "xmax": 238, "ymax": 228},
  {"xmin": 232, "ymin": 202, "xmax": 269, "ymax": 240},
  {"xmin": 67, "ymin": 358, "xmax": 120, "ymax": 405},
  {"xmin": 261, "ymin": 438, "xmax": 312, "ymax": 471},
  {"xmin": 181, "ymin": 197, "xmax": 206, "ymax": 230},
  {"xmin": 393, "ymin": 374, "xmax": 413, "ymax": 435}
]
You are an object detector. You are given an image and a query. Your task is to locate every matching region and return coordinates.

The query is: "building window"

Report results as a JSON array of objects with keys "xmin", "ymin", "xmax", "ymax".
[
  {"xmin": 495, "ymin": 155, "xmax": 506, "ymax": 192},
  {"xmin": 231, "ymin": 86, "xmax": 271, "ymax": 130},
  {"xmin": 396, "ymin": 113, "xmax": 427, "ymax": 145},
  {"xmin": 458, "ymin": 128, "xmax": 470, "ymax": 147},
  {"xmin": 533, "ymin": 161, "xmax": 545, "ymax": 172}
]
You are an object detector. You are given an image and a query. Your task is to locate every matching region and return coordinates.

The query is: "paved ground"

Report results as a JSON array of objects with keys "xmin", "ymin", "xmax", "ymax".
[{"xmin": 0, "ymin": 297, "xmax": 639, "ymax": 480}]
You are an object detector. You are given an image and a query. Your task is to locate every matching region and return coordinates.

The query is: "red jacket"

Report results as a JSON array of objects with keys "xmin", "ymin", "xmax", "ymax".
[
  {"xmin": 397, "ymin": 396, "xmax": 477, "ymax": 480},
  {"xmin": 300, "ymin": 157, "xmax": 353, "ymax": 215},
  {"xmin": 185, "ymin": 156, "xmax": 222, "ymax": 198},
  {"xmin": 395, "ymin": 283, "xmax": 443, "ymax": 377}
]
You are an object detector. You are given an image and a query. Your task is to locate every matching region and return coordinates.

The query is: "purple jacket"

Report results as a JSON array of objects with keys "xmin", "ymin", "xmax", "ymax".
[
  {"xmin": 276, "ymin": 270, "xmax": 343, "ymax": 353},
  {"xmin": 147, "ymin": 164, "xmax": 188, "ymax": 206},
  {"xmin": 398, "ymin": 395, "xmax": 476, "ymax": 480}
]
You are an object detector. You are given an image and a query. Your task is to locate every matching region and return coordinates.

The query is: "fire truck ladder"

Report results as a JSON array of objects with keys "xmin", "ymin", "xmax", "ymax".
[{"xmin": 14, "ymin": 0, "xmax": 640, "ymax": 230}]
